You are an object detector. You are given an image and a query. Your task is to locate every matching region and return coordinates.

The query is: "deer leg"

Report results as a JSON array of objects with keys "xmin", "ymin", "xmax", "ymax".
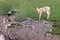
[
  {"xmin": 46, "ymin": 11, "xmax": 50, "ymax": 19},
  {"xmin": 39, "ymin": 13, "xmax": 42, "ymax": 21}
]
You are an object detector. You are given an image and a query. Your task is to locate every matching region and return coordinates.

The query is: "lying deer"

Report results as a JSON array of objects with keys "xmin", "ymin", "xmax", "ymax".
[{"xmin": 36, "ymin": 6, "xmax": 50, "ymax": 21}]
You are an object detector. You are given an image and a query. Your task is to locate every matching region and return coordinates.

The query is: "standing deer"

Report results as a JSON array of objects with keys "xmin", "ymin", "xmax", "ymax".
[
  {"xmin": 2, "ymin": 17, "xmax": 8, "ymax": 29},
  {"xmin": 36, "ymin": 6, "xmax": 50, "ymax": 21},
  {"xmin": 2, "ymin": 17, "xmax": 11, "ymax": 33}
]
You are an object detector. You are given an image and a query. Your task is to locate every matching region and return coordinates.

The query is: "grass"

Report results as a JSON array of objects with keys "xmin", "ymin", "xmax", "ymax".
[
  {"xmin": 48, "ymin": 27, "xmax": 60, "ymax": 35},
  {"xmin": 0, "ymin": 0, "xmax": 60, "ymax": 34}
]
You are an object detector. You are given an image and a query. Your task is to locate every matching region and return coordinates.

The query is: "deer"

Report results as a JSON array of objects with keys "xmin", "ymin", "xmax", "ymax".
[
  {"xmin": 36, "ymin": 6, "xmax": 50, "ymax": 21},
  {"xmin": 2, "ymin": 17, "xmax": 11, "ymax": 33}
]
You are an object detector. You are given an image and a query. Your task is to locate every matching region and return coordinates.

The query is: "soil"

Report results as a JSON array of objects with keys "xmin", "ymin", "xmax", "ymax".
[{"xmin": 0, "ymin": 17, "xmax": 60, "ymax": 40}]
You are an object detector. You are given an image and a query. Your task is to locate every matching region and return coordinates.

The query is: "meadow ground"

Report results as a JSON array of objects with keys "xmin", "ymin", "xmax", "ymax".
[{"xmin": 0, "ymin": 0, "xmax": 60, "ymax": 34}]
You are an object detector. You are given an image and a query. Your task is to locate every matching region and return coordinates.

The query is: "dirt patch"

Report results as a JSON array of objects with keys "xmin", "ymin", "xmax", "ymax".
[
  {"xmin": 0, "ymin": 17, "xmax": 60, "ymax": 40},
  {"xmin": 7, "ymin": 18, "xmax": 55, "ymax": 40}
]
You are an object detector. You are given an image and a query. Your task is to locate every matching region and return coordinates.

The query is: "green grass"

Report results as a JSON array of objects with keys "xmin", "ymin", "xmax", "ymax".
[
  {"xmin": 0, "ymin": 0, "xmax": 60, "ymax": 34},
  {"xmin": 0, "ymin": 0, "xmax": 60, "ymax": 22},
  {"xmin": 48, "ymin": 27, "xmax": 60, "ymax": 35}
]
